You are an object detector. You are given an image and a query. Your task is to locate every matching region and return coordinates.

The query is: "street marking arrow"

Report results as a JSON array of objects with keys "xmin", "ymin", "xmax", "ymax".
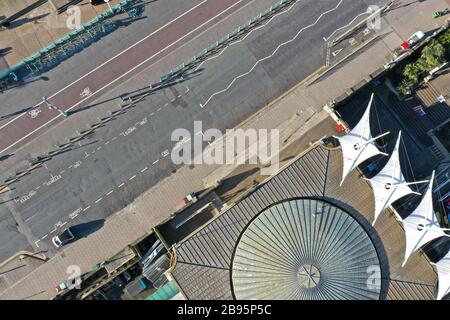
[{"xmin": 332, "ymin": 48, "xmax": 343, "ymax": 56}]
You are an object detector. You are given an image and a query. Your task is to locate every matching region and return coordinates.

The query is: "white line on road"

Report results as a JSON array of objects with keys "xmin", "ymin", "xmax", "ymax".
[
  {"xmin": 118, "ymin": 183, "xmax": 125, "ymax": 188},
  {"xmin": 95, "ymin": 198, "xmax": 103, "ymax": 204},
  {"xmin": 0, "ymin": 0, "xmax": 209, "ymax": 133},
  {"xmin": 83, "ymin": 205, "xmax": 91, "ymax": 211},
  {"xmin": 323, "ymin": 10, "xmax": 369, "ymax": 41},
  {"xmin": 0, "ymin": 0, "xmax": 246, "ymax": 155},
  {"xmin": 157, "ymin": 107, "xmax": 162, "ymax": 111},
  {"xmin": 41, "ymin": 234, "xmax": 48, "ymax": 240},
  {"xmin": 129, "ymin": 175, "xmax": 136, "ymax": 181},
  {"xmin": 50, "ymin": 227, "xmax": 57, "ymax": 233},
  {"xmin": 150, "ymin": 112, "xmax": 155, "ymax": 116},
  {"xmin": 105, "ymin": 141, "xmax": 110, "ymax": 145},
  {"xmin": 200, "ymin": 0, "xmax": 344, "ymax": 108},
  {"xmin": 34, "ymin": 240, "xmax": 40, "ymax": 248},
  {"xmin": 106, "ymin": 190, "xmax": 114, "ymax": 196},
  {"xmin": 70, "ymin": 213, "xmax": 78, "ymax": 219},
  {"xmin": 60, "ymin": 222, "xmax": 67, "ymax": 227},
  {"xmin": 141, "ymin": 167, "xmax": 148, "ymax": 173},
  {"xmin": 152, "ymin": 159, "xmax": 159, "ymax": 165},
  {"xmin": 111, "ymin": 137, "xmax": 118, "ymax": 141}
]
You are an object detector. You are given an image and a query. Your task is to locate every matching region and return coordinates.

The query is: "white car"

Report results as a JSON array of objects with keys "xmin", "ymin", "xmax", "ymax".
[
  {"xmin": 52, "ymin": 227, "xmax": 75, "ymax": 248},
  {"xmin": 407, "ymin": 31, "xmax": 425, "ymax": 45}
]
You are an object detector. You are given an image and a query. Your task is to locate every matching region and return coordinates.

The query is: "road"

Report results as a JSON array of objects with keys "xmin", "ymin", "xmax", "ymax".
[{"xmin": 0, "ymin": 0, "xmax": 387, "ymax": 261}]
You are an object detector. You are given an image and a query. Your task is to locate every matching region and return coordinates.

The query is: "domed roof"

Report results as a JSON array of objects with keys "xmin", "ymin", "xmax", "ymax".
[{"xmin": 231, "ymin": 199, "xmax": 381, "ymax": 300}]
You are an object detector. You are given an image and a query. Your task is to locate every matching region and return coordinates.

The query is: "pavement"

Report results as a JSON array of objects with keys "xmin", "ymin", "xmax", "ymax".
[{"xmin": 0, "ymin": 0, "xmax": 448, "ymax": 299}]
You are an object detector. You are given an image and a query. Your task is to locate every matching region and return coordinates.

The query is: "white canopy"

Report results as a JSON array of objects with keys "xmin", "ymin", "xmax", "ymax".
[
  {"xmin": 368, "ymin": 131, "xmax": 424, "ymax": 225},
  {"xmin": 433, "ymin": 251, "xmax": 450, "ymax": 300},
  {"xmin": 337, "ymin": 93, "xmax": 388, "ymax": 186},
  {"xmin": 401, "ymin": 171, "xmax": 444, "ymax": 266}
]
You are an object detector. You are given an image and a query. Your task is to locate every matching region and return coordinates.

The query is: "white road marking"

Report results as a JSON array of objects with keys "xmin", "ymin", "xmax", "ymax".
[
  {"xmin": 150, "ymin": 112, "xmax": 155, "ymax": 116},
  {"xmin": 200, "ymin": 0, "xmax": 344, "ymax": 109},
  {"xmin": 0, "ymin": 0, "xmax": 246, "ymax": 155},
  {"xmin": 141, "ymin": 167, "xmax": 148, "ymax": 173},
  {"xmin": 0, "ymin": 0, "xmax": 209, "ymax": 133},
  {"xmin": 41, "ymin": 234, "xmax": 48, "ymax": 240},
  {"xmin": 157, "ymin": 107, "xmax": 162, "ymax": 111},
  {"xmin": 106, "ymin": 190, "xmax": 114, "ymax": 196},
  {"xmin": 50, "ymin": 227, "xmax": 57, "ymax": 233},
  {"xmin": 97, "ymin": 146, "xmax": 102, "ymax": 151},
  {"xmin": 111, "ymin": 137, "xmax": 118, "ymax": 141},
  {"xmin": 95, "ymin": 198, "xmax": 103, "ymax": 204},
  {"xmin": 195, "ymin": 0, "xmax": 299, "ymax": 72},
  {"xmin": 129, "ymin": 175, "xmax": 136, "ymax": 181},
  {"xmin": 34, "ymin": 240, "xmax": 40, "ymax": 248},
  {"xmin": 60, "ymin": 222, "xmax": 67, "ymax": 227},
  {"xmin": 323, "ymin": 10, "xmax": 369, "ymax": 41},
  {"xmin": 152, "ymin": 159, "xmax": 159, "ymax": 165},
  {"xmin": 83, "ymin": 205, "xmax": 91, "ymax": 211},
  {"xmin": 70, "ymin": 213, "xmax": 78, "ymax": 220},
  {"xmin": 105, "ymin": 141, "xmax": 110, "ymax": 145},
  {"xmin": 118, "ymin": 183, "xmax": 125, "ymax": 188}
]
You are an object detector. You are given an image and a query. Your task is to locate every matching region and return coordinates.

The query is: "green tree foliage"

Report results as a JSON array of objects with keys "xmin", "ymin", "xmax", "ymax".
[{"xmin": 397, "ymin": 29, "xmax": 450, "ymax": 94}]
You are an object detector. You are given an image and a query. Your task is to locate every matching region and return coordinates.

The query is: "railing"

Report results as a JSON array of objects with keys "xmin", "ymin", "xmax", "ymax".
[
  {"xmin": 159, "ymin": 0, "xmax": 293, "ymax": 83},
  {"xmin": 0, "ymin": 0, "xmax": 137, "ymax": 91}
]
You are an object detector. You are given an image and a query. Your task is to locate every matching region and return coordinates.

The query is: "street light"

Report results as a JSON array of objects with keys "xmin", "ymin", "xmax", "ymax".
[{"xmin": 42, "ymin": 96, "xmax": 69, "ymax": 118}]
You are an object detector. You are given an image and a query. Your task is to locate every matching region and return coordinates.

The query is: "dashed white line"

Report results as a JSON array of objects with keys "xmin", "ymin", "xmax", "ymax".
[
  {"xmin": 41, "ymin": 234, "xmax": 48, "ymax": 240},
  {"xmin": 118, "ymin": 183, "xmax": 125, "ymax": 188},
  {"xmin": 35, "ymin": 186, "xmax": 40, "ymax": 190},
  {"xmin": 60, "ymin": 170, "xmax": 65, "ymax": 174},
  {"xmin": 60, "ymin": 222, "xmax": 67, "ymax": 227},
  {"xmin": 97, "ymin": 146, "xmax": 102, "ymax": 151},
  {"xmin": 200, "ymin": 0, "xmax": 344, "ymax": 108},
  {"xmin": 152, "ymin": 159, "xmax": 159, "ymax": 165},
  {"xmin": 141, "ymin": 167, "xmax": 148, "ymax": 173},
  {"xmin": 164, "ymin": 103, "xmax": 169, "ymax": 107},
  {"xmin": 95, "ymin": 197, "xmax": 103, "ymax": 204},
  {"xmin": 111, "ymin": 137, "xmax": 118, "ymax": 141},
  {"xmin": 157, "ymin": 107, "xmax": 162, "ymax": 111},
  {"xmin": 106, "ymin": 190, "xmax": 114, "ymax": 196},
  {"xmin": 50, "ymin": 228, "xmax": 57, "ymax": 233},
  {"xmin": 70, "ymin": 213, "xmax": 78, "ymax": 220},
  {"xmin": 129, "ymin": 175, "xmax": 136, "ymax": 181},
  {"xmin": 83, "ymin": 205, "xmax": 91, "ymax": 211},
  {"xmin": 150, "ymin": 112, "xmax": 155, "ymax": 116}
]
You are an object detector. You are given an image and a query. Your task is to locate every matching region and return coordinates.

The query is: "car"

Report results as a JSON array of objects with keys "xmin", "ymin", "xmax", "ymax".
[
  {"xmin": 52, "ymin": 227, "xmax": 75, "ymax": 248},
  {"xmin": 407, "ymin": 30, "xmax": 425, "ymax": 45}
]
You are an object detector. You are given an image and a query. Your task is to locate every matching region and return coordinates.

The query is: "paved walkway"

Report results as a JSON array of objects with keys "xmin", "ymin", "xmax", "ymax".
[{"xmin": 0, "ymin": 0, "xmax": 448, "ymax": 300}]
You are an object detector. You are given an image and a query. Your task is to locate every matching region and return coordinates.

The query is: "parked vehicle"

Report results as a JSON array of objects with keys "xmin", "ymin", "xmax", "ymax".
[
  {"xmin": 52, "ymin": 227, "xmax": 75, "ymax": 248},
  {"xmin": 407, "ymin": 30, "xmax": 425, "ymax": 45}
]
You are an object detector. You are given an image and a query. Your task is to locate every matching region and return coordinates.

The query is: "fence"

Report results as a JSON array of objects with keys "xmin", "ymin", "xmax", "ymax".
[
  {"xmin": 0, "ymin": 0, "xmax": 137, "ymax": 92},
  {"xmin": 159, "ymin": 0, "xmax": 294, "ymax": 83}
]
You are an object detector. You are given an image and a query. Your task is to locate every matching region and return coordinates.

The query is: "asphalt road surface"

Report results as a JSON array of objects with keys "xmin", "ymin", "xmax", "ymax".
[{"xmin": 0, "ymin": 0, "xmax": 387, "ymax": 261}]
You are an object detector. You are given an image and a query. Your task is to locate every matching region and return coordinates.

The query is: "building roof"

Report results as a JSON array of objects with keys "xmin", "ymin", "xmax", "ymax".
[
  {"xmin": 337, "ymin": 93, "xmax": 387, "ymax": 186},
  {"xmin": 231, "ymin": 198, "xmax": 381, "ymax": 300},
  {"xmin": 171, "ymin": 145, "xmax": 438, "ymax": 300},
  {"xmin": 368, "ymin": 132, "xmax": 417, "ymax": 225}
]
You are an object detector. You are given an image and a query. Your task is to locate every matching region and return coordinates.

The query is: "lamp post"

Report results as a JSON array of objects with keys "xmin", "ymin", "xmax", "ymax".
[{"xmin": 42, "ymin": 96, "xmax": 68, "ymax": 118}]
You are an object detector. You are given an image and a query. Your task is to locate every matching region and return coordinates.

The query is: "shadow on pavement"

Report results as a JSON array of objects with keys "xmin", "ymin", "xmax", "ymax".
[{"xmin": 70, "ymin": 219, "xmax": 105, "ymax": 239}]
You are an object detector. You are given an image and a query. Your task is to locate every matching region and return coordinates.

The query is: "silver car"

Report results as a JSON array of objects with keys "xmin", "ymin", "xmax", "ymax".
[{"xmin": 52, "ymin": 228, "xmax": 75, "ymax": 248}]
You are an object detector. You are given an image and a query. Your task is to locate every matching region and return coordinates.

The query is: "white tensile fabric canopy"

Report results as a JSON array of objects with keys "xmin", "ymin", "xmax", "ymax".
[
  {"xmin": 433, "ymin": 251, "xmax": 450, "ymax": 300},
  {"xmin": 367, "ymin": 131, "xmax": 424, "ymax": 225},
  {"xmin": 401, "ymin": 171, "xmax": 445, "ymax": 266},
  {"xmin": 337, "ymin": 93, "xmax": 388, "ymax": 186}
]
